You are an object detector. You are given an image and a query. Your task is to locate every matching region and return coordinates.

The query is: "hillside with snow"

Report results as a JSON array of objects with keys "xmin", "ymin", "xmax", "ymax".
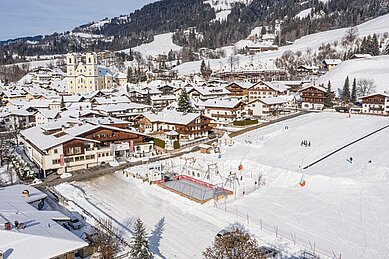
[
  {"xmin": 175, "ymin": 13, "xmax": 389, "ymax": 75},
  {"xmin": 317, "ymin": 55, "xmax": 389, "ymax": 93},
  {"xmin": 121, "ymin": 33, "xmax": 181, "ymax": 58},
  {"xmin": 206, "ymin": 0, "xmax": 253, "ymax": 22}
]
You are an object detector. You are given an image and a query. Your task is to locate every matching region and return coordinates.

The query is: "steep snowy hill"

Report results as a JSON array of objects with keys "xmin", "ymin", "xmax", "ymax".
[
  {"xmin": 317, "ymin": 55, "xmax": 389, "ymax": 94},
  {"xmin": 175, "ymin": 13, "xmax": 389, "ymax": 75},
  {"xmin": 121, "ymin": 33, "xmax": 182, "ymax": 57}
]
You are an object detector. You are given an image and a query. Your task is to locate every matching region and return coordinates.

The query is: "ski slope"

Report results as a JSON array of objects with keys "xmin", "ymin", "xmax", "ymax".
[
  {"xmin": 120, "ymin": 33, "xmax": 182, "ymax": 58},
  {"xmin": 317, "ymin": 55, "xmax": 389, "ymax": 94},
  {"xmin": 175, "ymin": 13, "xmax": 389, "ymax": 75},
  {"xmin": 56, "ymin": 112, "xmax": 389, "ymax": 258}
]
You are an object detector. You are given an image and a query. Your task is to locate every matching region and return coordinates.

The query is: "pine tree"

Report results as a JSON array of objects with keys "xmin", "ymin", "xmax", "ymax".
[
  {"xmin": 351, "ymin": 78, "xmax": 357, "ymax": 103},
  {"xmin": 200, "ymin": 60, "xmax": 207, "ymax": 78},
  {"xmin": 371, "ymin": 34, "xmax": 380, "ymax": 56},
  {"xmin": 342, "ymin": 76, "xmax": 351, "ymax": 103},
  {"xmin": 324, "ymin": 81, "xmax": 332, "ymax": 108},
  {"xmin": 146, "ymin": 90, "xmax": 152, "ymax": 106},
  {"xmin": 177, "ymin": 88, "xmax": 192, "ymax": 113},
  {"xmin": 60, "ymin": 95, "xmax": 65, "ymax": 109},
  {"xmin": 130, "ymin": 218, "xmax": 152, "ymax": 259}
]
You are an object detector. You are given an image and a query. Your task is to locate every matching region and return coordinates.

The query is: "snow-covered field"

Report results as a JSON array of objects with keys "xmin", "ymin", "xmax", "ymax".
[
  {"xmin": 56, "ymin": 112, "xmax": 389, "ymax": 258},
  {"xmin": 120, "ymin": 33, "xmax": 182, "ymax": 58},
  {"xmin": 317, "ymin": 55, "xmax": 389, "ymax": 94},
  {"xmin": 175, "ymin": 13, "xmax": 389, "ymax": 75}
]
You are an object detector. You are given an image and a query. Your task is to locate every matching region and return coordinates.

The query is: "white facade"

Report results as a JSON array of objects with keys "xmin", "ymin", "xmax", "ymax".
[{"xmin": 67, "ymin": 53, "xmax": 113, "ymax": 94}]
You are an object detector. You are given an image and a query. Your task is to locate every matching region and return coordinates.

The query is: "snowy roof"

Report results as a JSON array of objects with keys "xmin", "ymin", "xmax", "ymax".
[
  {"xmin": 37, "ymin": 108, "xmax": 61, "ymax": 119},
  {"xmin": 150, "ymin": 95, "xmax": 176, "ymax": 101},
  {"xmin": 113, "ymin": 72, "xmax": 127, "ymax": 79},
  {"xmin": 97, "ymin": 66, "xmax": 113, "ymax": 77},
  {"xmin": 22, "ymin": 121, "xmax": 149, "ymax": 152},
  {"xmin": 360, "ymin": 93, "xmax": 389, "ymax": 99},
  {"xmin": 0, "ymin": 107, "xmax": 35, "ymax": 118},
  {"xmin": 93, "ymin": 96, "xmax": 131, "ymax": 105},
  {"xmin": 83, "ymin": 117, "xmax": 130, "ymax": 126},
  {"xmin": 165, "ymin": 130, "xmax": 179, "ymax": 136},
  {"xmin": 142, "ymin": 111, "xmax": 201, "ymax": 125},
  {"xmin": 0, "ymin": 185, "xmax": 87, "ymax": 258},
  {"xmin": 95, "ymin": 103, "xmax": 151, "ymax": 113},
  {"xmin": 8, "ymin": 99, "xmax": 54, "ymax": 109},
  {"xmin": 251, "ymin": 81, "xmax": 290, "ymax": 92},
  {"xmin": 228, "ymin": 81, "xmax": 254, "ymax": 89},
  {"xmin": 198, "ymin": 98, "xmax": 243, "ymax": 109},
  {"xmin": 254, "ymin": 97, "xmax": 289, "ymax": 105},
  {"xmin": 298, "ymin": 65, "xmax": 319, "ymax": 70},
  {"xmin": 323, "ymin": 59, "xmax": 342, "ymax": 65},
  {"xmin": 351, "ymin": 54, "xmax": 372, "ymax": 59},
  {"xmin": 300, "ymin": 84, "xmax": 327, "ymax": 92},
  {"xmin": 188, "ymin": 86, "xmax": 230, "ymax": 96}
]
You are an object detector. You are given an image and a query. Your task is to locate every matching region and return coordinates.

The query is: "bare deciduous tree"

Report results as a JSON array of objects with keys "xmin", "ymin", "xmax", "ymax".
[
  {"xmin": 203, "ymin": 225, "xmax": 265, "ymax": 259},
  {"xmin": 89, "ymin": 218, "xmax": 121, "ymax": 259},
  {"xmin": 357, "ymin": 78, "xmax": 376, "ymax": 97},
  {"xmin": 343, "ymin": 27, "xmax": 359, "ymax": 43}
]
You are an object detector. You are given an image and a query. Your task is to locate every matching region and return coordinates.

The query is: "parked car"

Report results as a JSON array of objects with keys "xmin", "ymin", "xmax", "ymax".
[{"xmin": 69, "ymin": 217, "xmax": 83, "ymax": 230}]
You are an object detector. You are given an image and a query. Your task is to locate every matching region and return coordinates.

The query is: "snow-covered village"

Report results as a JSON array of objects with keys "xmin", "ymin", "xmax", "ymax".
[{"xmin": 1, "ymin": 0, "xmax": 389, "ymax": 258}]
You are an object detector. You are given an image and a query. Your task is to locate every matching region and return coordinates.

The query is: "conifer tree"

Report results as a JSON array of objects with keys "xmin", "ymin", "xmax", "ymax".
[
  {"xmin": 371, "ymin": 34, "xmax": 380, "ymax": 56},
  {"xmin": 351, "ymin": 78, "xmax": 357, "ymax": 103},
  {"xmin": 324, "ymin": 81, "xmax": 333, "ymax": 108},
  {"xmin": 130, "ymin": 218, "xmax": 152, "ymax": 259},
  {"xmin": 146, "ymin": 90, "xmax": 152, "ymax": 105},
  {"xmin": 200, "ymin": 60, "xmax": 207, "ymax": 78},
  {"xmin": 177, "ymin": 88, "xmax": 192, "ymax": 113},
  {"xmin": 342, "ymin": 76, "xmax": 351, "ymax": 103}
]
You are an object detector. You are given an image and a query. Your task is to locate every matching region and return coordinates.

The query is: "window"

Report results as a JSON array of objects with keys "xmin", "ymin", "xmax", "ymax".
[
  {"xmin": 52, "ymin": 159, "xmax": 60, "ymax": 165},
  {"xmin": 53, "ymin": 149, "xmax": 58, "ymax": 154}
]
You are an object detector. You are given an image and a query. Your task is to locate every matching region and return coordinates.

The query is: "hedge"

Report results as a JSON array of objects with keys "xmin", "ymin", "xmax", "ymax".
[
  {"xmin": 173, "ymin": 140, "xmax": 180, "ymax": 149},
  {"xmin": 154, "ymin": 138, "xmax": 166, "ymax": 149},
  {"xmin": 233, "ymin": 119, "xmax": 259, "ymax": 126}
]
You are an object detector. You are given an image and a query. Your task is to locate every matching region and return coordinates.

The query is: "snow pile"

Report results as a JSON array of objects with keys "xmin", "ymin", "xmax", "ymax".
[{"xmin": 317, "ymin": 55, "xmax": 389, "ymax": 93}]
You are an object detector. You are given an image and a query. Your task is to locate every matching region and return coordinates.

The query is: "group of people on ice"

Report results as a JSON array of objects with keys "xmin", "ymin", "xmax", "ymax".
[{"xmin": 301, "ymin": 140, "xmax": 311, "ymax": 147}]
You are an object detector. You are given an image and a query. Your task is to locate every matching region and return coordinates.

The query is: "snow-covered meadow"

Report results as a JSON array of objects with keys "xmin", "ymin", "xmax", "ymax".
[{"xmin": 56, "ymin": 112, "xmax": 389, "ymax": 258}]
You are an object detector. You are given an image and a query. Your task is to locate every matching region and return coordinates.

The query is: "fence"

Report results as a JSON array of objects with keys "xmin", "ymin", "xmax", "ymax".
[
  {"xmin": 46, "ymin": 186, "xmax": 131, "ymax": 248},
  {"xmin": 213, "ymin": 201, "xmax": 342, "ymax": 259}
]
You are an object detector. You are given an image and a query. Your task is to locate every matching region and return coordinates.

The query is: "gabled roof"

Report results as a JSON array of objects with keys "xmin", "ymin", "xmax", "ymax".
[
  {"xmin": 300, "ymin": 85, "xmax": 327, "ymax": 93},
  {"xmin": 323, "ymin": 59, "xmax": 342, "ymax": 65},
  {"xmin": 360, "ymin": 93, "xmax": 389, "ymax": 99},
  {"xmin": 227, "ymin": 82, "xmax": 254, "ymax": 90},
  {"xmin": 22, "ymin": 121, "xmax": 149, "ymax": 152},
  {"xmin": 37, "ymin": 108, "xmax": 61, "ymax": 119},
  {"xmin": 252, "ymin": 81, "xmax": 289, "ymax": 92}
]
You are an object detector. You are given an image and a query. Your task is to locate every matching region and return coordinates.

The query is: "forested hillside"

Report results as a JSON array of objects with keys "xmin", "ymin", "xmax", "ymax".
[{"xmin": 0, "ymin": 0, "xmax": 388, "ymax": 65}]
